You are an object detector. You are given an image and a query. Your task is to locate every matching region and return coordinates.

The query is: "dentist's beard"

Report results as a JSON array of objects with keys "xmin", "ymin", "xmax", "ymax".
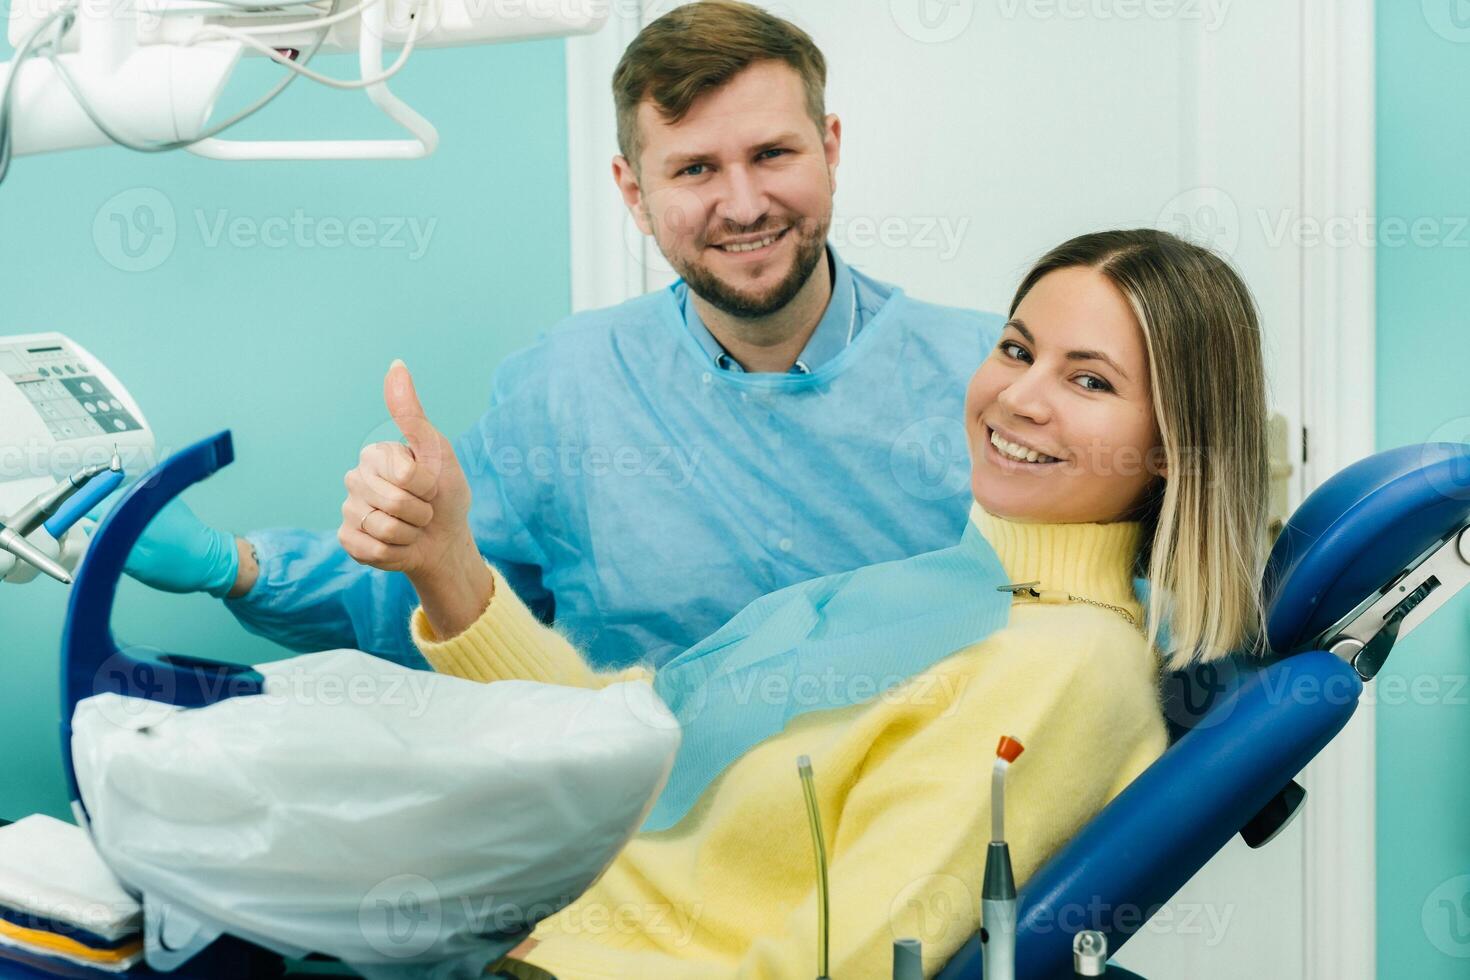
[{"xmin": 672, "ymin": 222, "xmax": 828, "ymax": 319}]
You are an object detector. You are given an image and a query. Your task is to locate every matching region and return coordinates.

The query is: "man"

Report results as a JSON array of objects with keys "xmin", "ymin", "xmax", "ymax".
[{"xmin": 122, "ymin": 0, "xmax": 1002, "ymax": 669}]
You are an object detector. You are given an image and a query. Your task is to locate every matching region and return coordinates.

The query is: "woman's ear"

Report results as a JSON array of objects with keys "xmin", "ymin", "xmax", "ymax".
[{"xmin": 1149, "ymin": 443, "xmax": 1168, "ymax": 481}]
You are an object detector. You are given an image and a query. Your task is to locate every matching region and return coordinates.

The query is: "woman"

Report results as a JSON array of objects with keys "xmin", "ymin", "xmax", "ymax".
[{"xmin": 338, "ymin": 229, "xmax": 1270, "ymax": 978}]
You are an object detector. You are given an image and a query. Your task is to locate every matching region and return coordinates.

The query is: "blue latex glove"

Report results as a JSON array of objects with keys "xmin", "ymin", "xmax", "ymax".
[{"xmin": 89, "ymin": 496, "xmax": 240, "ymax": 598}]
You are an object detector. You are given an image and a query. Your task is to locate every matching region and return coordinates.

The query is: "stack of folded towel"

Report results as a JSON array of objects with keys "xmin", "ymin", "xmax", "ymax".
[{"xmin": 0, "ymin": 814, "xmax": 143, "ymax": 973}]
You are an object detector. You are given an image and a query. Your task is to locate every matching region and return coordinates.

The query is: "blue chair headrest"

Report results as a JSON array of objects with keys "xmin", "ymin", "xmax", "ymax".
[
  {"xmin": 1261, "ymin": 441, "xmax": 1470, "ymax": 654},
  {"xmin": 1160, "ymin": 442, "xmax": 1470, "ymax": 741}
]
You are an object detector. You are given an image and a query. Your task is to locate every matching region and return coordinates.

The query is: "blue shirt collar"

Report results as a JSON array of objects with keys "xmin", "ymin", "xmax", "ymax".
[{"xmin": 680, "ymin": 244, "xmax": 859, "ymax": 375}]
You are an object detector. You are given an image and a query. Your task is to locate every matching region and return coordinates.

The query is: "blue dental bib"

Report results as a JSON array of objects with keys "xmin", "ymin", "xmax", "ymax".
[{"xmin": 644, "ymin": 516, "xmax": 1017, "ymax": 833}]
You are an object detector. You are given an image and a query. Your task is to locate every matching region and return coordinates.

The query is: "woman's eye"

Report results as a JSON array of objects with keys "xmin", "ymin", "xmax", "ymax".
[{"xmin": 1000, "ymin": 342, "xmax": 1113, "ymax": 393}]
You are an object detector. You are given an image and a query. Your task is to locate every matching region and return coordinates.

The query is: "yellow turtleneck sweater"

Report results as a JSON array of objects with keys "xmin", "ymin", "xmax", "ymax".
[{"xmin": 410, "ymin": 504, "xmax": 1169, "ymax": 980}]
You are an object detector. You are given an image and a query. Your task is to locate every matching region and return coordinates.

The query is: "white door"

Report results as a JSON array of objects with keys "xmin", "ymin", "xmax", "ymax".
[{"xmin": 567, "ymin": 2, "xmax": 1375, "ymax": 977}]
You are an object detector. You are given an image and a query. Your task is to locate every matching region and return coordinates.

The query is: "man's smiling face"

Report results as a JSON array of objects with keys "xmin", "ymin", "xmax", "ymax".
[{"xmin": 618, "ymin": 60, "xmax": 839, "ymax": 318}]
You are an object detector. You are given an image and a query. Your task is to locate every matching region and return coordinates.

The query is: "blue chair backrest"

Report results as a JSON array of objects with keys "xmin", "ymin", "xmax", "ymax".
[{"xmin": 939, "ymin": 442, "xmax": 1470, "ymax": 978}]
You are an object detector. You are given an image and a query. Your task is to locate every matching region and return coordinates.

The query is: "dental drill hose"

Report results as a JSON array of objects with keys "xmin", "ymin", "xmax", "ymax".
[
  {"xmin": 797, "ymin": 755, "xmax": 830, "ymax": 980},
  {"xmin": 9, "ymin": 453, "xmax": 120, "ymax": 536}
]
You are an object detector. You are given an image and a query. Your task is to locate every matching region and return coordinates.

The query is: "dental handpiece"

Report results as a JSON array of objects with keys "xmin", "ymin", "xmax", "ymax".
[
  {"xmin": 0, "ymin": 518, "xmax": 73, "ymax": 585},
  {"xmin": 8, "ymin": 454, "xmax": 120, "ymax": 537},
  {"xmin": 982, "ymin": 736, "xmax": 1025, "ymax": 980}
]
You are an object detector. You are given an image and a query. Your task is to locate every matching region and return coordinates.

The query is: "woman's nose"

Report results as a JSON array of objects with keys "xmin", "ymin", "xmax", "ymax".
[{"xmin": 995, "ymin": 373, "xmax": 1052, "ymax": 425}]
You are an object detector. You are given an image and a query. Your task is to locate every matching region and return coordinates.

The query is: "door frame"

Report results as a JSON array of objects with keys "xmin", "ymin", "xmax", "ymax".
[
  {"xmin": 1297, "ymin": 2, "xmax": 1376, "ymax": 978},
  {"xmin": 564, "ymin": 3, "xmax": 1377, "ymax": 976}
]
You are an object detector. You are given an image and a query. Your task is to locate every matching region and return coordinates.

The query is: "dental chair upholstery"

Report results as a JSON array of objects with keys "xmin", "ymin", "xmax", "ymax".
[{"xmin": 4, "ymin": 435, "xmax": 1464, "ymax": 980}]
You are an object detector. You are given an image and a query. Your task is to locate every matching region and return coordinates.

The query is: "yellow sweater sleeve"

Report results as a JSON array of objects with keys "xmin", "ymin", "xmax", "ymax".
[
  {"xmin": 410, "ymin": 562, "xmax": 653, "ymax": 689},
  {"xmin": 731, "ymin": 619, "xmax": 1167, "ymax": 980}
]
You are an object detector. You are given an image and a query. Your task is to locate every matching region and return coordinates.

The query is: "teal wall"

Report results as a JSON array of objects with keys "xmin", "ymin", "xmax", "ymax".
[
  {"xmin": 1376, "ymin": 4, "xmax": 1470, "ymax": 976},
  {"xmin": 0, "ymin": 42, "xmax": 572, "ymax": 821}
]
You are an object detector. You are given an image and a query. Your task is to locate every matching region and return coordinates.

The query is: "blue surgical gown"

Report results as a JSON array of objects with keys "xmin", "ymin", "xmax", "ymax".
[{"xmin": 227, "ymin": 251, "xmax": 1003, "ymax": 669}]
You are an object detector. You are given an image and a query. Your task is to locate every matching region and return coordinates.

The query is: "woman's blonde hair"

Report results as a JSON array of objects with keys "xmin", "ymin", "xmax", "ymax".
[{"xmin": 1009, "ymin": 229, "xmax": 1271, "ymax": 670}]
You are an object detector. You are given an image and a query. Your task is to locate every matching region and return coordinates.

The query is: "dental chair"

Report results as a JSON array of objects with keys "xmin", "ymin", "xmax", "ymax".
[
  {"xmin": 4, "ymin": 433, "xmax": 1466, "ymax": 979},
  {"xmin": 939, "ymin": 439, "xmax": 1470, "ymax": 978}
]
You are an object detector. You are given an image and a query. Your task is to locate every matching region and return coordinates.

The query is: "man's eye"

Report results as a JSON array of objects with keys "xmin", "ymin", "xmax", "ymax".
[
  {"xmin": 757, "ymin": 148, "xmax": 787, "ymax": 161},
  {"xmin": 679, "ymin": 164, "xmax": 707, "ymax": 177}
]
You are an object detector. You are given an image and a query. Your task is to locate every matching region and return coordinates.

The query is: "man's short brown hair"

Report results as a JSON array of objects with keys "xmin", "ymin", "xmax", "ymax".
[{"xmin": 612, "ymin": 1, "xmax": 828, "ymax": 172}]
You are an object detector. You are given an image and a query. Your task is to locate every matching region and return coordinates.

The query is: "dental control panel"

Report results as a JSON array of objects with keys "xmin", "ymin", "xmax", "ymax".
[
  {"xmin": 0, "ymin": 333, "xmax": 152, "ymax": 483},
  {"xmin": 0, "ymin": 333, "xmax": 154, "ymax": 584},
  {"xmin": 1, "ymin": 340, "xmax": 143, "ymax": 442}
]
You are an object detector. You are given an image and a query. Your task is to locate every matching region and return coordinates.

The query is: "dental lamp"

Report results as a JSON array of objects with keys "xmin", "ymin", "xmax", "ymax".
[{"xmin": 0, "ymin": 0, "xmax": 605, "ymax": 171}]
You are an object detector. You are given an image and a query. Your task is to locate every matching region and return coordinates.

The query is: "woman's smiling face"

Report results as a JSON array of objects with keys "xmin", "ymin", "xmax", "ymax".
[{"xmin": 965, "ymin": 265, "xmax": 1166, "ymax": 524}]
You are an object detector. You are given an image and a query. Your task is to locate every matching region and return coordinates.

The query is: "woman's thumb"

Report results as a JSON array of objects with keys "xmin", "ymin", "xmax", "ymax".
[{"xmin": 384, "ymin": 359, "xmax": 440, "ymax": 460}]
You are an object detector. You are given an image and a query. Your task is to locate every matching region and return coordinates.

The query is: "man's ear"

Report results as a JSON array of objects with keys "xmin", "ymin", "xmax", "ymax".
[
  {"xmin": 822, "ymin": 113, "xmax": 841, "ymax": 191},
  {"xmin": 612, "ymin": 154, "xmax": 654, "ymax": 236}
]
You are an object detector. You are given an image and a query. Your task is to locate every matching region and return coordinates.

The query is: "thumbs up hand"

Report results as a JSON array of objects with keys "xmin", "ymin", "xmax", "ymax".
[
  {"xmin": 341, "ymin": 361, "xmax": 493, "ymax": 638},
  {"xmin": 339, "ymin": 360, "xmax": 474, "ymax": 585}
]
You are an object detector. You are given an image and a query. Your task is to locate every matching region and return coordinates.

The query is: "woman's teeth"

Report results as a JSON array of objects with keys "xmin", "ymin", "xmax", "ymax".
[
  {"xmin": 990, "ymin": 429, "xmax": 1060, "ymax": 464},
  {"xmin": 719, "ymin": 230, "xmax": 783, "ymax": 253}
]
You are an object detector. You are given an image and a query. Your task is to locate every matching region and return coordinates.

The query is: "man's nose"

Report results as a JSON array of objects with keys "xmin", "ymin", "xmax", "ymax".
[{"xmin": 713, "ymin": 166, "xmax": 770, "ymax": 229}]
